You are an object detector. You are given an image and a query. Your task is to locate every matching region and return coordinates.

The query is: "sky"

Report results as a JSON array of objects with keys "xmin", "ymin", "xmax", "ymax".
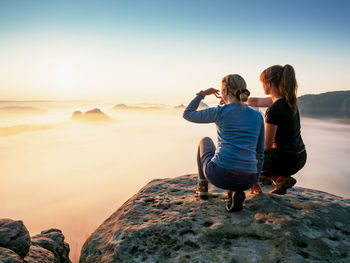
[{"xmin": 0, "ymin": 0, "xmax": 349, "ymax": 103}]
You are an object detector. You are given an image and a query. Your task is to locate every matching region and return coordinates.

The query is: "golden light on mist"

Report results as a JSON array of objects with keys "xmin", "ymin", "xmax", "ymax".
[{"xmin": 49, "ymin": 66, "xmax": 78, "ymax": 93}]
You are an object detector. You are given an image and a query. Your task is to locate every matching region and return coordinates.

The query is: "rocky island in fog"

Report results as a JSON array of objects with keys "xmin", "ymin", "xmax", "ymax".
[
  {"xmin": 80, "ymin": 174, "xmax": 350, "ymax": 263},
  {"xmin": 174, "ymin": 102, "xmax": 208, "ymax": 110},
  {"xmin": 71, "ymin": 108, "xmax": 112, "ymax": 122}
]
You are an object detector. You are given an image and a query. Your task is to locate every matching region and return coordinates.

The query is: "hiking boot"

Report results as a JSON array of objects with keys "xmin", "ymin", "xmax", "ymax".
[
  {"xmin": 270, "ymin": 176, "xmax": 297, "ymax": 195},
  {"xmin": 196, "ymin": 179, "xmax": 208, "ymax": 199},
  {"xmin": 260, "ymin": 175, "xmax": 272, "ymax": 185},
  {"xmin": 226, "ymin": 190, "xmax": 245, "ymax": 212}
]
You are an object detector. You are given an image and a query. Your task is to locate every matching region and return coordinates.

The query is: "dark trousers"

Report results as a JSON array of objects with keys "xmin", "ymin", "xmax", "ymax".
[
  {"xmin": 197, "ymin": 137, "xmax": 255, "ymax": 191},
  {"xmin": 263, "ymin": 148, "xmax": 307, "ymax": 177}
]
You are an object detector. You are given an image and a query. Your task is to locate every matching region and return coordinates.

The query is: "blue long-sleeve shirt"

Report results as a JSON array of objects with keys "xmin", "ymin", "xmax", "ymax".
[{"xmin": 183, "ymin": 94, "xmax": 264, "ymax": 178}]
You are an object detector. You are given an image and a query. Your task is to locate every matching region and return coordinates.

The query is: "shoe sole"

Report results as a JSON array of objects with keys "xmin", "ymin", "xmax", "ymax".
[
  {"xmin": 226, "ymin": 191, "xmax": 245, "ymax": 212},
  {"xmin": 233, "ymin": 191, "xmax": 245, "ymax": 211},
  {"xmin": 270, "ymin": 177, "xmax": 297, "ymax": 195}
]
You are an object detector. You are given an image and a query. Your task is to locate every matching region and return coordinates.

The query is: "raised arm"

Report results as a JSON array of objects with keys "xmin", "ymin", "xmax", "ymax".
[
  {"xmin": 183, "ymin": 94, "xmax": 219, "ymax": 123},
  {"xmin": 248, "ymin": 97, "xmax": 273, "ymax": 108}
]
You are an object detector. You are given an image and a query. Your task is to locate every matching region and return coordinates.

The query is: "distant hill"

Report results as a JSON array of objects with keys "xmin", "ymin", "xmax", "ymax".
[
  {"xmin": 71, "ymin": 108, "xmax": 112, "ymax": 122},
  {"xmin": 174, "ymin": 104, "xmax": 185, "ymax": 109},
  {"xmin": 112, "ymin": 104, "xmax": 165, "ymax": 111},
  {"xmin": 0, "ymin": 106, "xmax": 47, "ymax": 117},
  {"xmin": 174, "ymin": 102, "xmax": 208, "ymax": 110},
  {"xmin": 199, "ymin": 102, "xmax": 209, "ymax": 109},
  {"xmin": 298, "ymin": 91, "xmax": 350, "ymax": 118}
]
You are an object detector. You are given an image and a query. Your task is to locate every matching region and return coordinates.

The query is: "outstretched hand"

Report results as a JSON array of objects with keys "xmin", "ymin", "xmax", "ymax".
[
  {"xmin": 201, "ymin": 88, "xmax": 221, "ymax": 98},
  {"xmin": 250, "ymin": 182, "xmax": 262, "ymax": 194}
]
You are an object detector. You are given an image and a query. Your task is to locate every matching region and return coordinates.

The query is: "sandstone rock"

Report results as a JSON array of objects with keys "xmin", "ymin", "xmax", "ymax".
[
  {"xmin": 31, "ymin": 229, "xmax": 71, "ymax": 263},
  {"xmin": 80, "ymin": 174, "xmax": 350, "ymax": 263},
  {"xmin": 71, "ymin": 111, "xmax": 83, "ymax": 120},
  {"xmin": 174, "ymin": 104, "xmax": 185, "ymax": 109},
  {"xmin": 0, "ymin": 247, "xmax": 23, "ymax": 263},
  {"xmin": 0, "ymin": 219, "xmax": 30, "ymax": 259},
  {"xmin": 84, "ymin": 108, "xmax": 110, "ymax": 120},
  {"xmin": 23, "ymin": 245, "xmax": 55, "ymax": 263},
  {"xmin": 71, "ymin": 108, "xmax": 111, "ymax": 122}
]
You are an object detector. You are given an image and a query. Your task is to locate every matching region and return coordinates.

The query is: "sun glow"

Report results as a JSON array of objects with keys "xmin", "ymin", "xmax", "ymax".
[{"xmin": 48, "ymin": 65, "xmax": 78, "ymax": 93}]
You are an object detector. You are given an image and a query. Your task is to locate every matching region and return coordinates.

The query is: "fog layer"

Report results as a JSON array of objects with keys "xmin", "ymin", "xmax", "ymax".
[{"xmin": 0, "ymin": 102, "xmax": 349, "ymax": 262}]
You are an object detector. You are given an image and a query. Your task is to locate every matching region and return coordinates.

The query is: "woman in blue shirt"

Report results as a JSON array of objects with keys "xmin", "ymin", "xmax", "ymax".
[{"xmin": 183, "ymin": 74, "xmax": 264, "ymax": 212}]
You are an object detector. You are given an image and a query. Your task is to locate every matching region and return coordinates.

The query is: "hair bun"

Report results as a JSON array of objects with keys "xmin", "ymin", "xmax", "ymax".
[
  {"xmin": 240, "ymin": 93, "xmax": 248, "ymax": 102},
  {"xmin": 238, "ymin": 89, "xmax": 250, "ymax": 102}
]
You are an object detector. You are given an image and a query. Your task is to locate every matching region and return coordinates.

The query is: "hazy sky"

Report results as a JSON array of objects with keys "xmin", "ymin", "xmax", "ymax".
[{"xmin": 0, "ymin": 0, "xmax": 349, "ymax": 103}]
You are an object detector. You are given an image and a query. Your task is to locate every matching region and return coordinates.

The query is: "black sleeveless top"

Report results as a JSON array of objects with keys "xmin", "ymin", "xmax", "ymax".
[{"xmin": 265, "ymin": 98, "xmax": 305, "ymax": 153}]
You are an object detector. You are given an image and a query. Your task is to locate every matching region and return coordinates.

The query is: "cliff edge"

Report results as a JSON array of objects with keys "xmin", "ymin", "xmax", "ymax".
[{"xmin": 80, "ymin": 174, "xmax": 350, "ymax": 263}]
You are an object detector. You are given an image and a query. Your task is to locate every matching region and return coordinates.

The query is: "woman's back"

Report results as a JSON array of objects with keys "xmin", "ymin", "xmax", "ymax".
[
  {"xmin": 184, "ymin": 73, "xmax": 264, "ymax": 210},
  {"xmin": 183, "ymin": 95, "xmax": 264, "ymax": 175},
  {"xmin": 213, "ymin": 103, "xmax": 264, "ymax": 173},
  {"xmin": 265, "ymin": 98, "xmax": 305, "ymax": 153}
]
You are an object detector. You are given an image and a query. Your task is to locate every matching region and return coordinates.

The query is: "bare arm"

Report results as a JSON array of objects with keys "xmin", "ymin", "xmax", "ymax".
[
  {"xmin": 264, "ymin": 122, "xmax": 278, "ymax": 150},
  {"xmin": 248, "ymin": 97, "xmax": 273, "ymax": 107}
]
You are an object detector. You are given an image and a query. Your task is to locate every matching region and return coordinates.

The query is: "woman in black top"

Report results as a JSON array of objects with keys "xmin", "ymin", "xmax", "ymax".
[{"xmin": 248, "ymin": 64, "xmax": 307, "ymax": 195}]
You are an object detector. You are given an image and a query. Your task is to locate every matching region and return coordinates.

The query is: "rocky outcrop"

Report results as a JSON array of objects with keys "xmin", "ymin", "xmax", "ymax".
[
  {"xmin": 80, "ymin": 174, "xmax": 350, "ymax": 263},
  {"xmin": 0, "ymin": 219, "xmax": 71, "ymax": 263},
  {"xmin": 71, "ymin": 108, "xmax": 112, "ymax": 122},
  {"xmin": 71, "ymin": 111, "xmax": 83, "ymax": 120},
  {"xmin": 29, "ymin": 229, "xmax": 71, "ymax": 263},
  {"xmin": 0, "ymin": 219, "xmax": 30, "ymax": 259},
  {"xmin": 0, "ymin": 247, "xmax": 23, "ymax": 263},
  {"xmin": 24, "ymin": 245, "xmax": 55, "ymax": 263}
]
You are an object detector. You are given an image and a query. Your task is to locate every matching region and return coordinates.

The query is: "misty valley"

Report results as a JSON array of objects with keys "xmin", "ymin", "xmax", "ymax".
[{"xmin": 1, "ymin": 100, "xmax": 350, "ymax": 262}]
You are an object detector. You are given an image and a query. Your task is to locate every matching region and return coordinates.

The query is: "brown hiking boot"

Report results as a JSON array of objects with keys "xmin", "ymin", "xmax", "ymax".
[
  {"xmin": 270, "ymin": 176, "xmax": 297, "ymax": 195},
  {"xmin": 196, "ymin": 180, "xmax": 208, "ymax": 199}
]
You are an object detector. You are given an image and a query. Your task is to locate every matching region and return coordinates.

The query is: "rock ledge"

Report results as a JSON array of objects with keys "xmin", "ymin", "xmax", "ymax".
[{"xmin": 80, "ymin": 174, "xmax": 350, "ymax": 263}]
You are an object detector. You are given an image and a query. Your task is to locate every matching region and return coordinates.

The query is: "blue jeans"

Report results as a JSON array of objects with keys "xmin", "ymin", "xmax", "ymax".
[{"xmin": 197, "ymin": 137, "xmax": 255, "ymax": 191}]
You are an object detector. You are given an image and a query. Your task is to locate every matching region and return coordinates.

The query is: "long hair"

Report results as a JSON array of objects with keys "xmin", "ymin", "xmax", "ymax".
[
  {"xmin": 260, "ymin": 64, "xmax": 298, "ymax": 114},
  {"xmin": 222, "ymin": 74, "xmax": 250, "ymax": 102}
]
